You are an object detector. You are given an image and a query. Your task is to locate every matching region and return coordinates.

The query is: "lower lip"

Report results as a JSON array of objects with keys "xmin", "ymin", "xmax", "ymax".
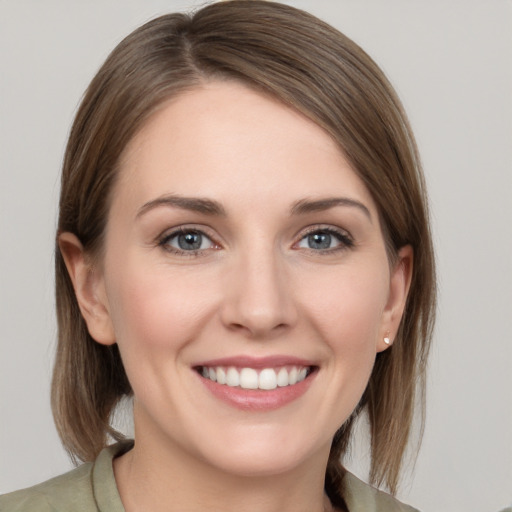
[{"xmin": 197, "ymin": 371, "xmax": 316, "ymax": 411}]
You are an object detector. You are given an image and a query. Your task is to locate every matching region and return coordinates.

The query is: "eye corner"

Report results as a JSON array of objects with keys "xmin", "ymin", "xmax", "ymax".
[
  {"xmin": 156, "ymin": 226, "xmax": 221, "ymax": 256},
  {"xmin": 293, "ymin": 225, "xmax": 354, "ymax": 254}
]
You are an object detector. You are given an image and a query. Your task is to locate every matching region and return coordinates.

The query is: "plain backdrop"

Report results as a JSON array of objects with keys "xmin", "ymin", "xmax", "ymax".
[{"xmin": 1, "ymin": 1, "xmax": 511, "ymax": 511}]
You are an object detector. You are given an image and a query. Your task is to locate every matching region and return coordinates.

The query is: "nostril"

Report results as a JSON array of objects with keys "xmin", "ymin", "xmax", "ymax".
[{"xmin": 225, "ymin": 320, "xmax": 290, "ymax": 339}]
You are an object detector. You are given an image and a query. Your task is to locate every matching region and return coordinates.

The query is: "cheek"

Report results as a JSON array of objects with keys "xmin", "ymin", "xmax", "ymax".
[
  {"xmin": 304, "ymin": 264, "xmax": 388, "ymax": 342},
  {"xmin": 298, "ymin": 261, "xmax": 389, "ymax": 394},
  {"xmin": 104, "ymin": 260, "xmax": 218, "ymax": 357}
]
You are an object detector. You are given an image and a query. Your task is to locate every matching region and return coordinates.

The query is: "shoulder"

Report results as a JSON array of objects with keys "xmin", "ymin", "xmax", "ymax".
[
  {"xmin": 343, "ymin": 471, "xmax": 419, "ymax": 512},
  {"xmin": 0, "ymin": 442, "xmax": 130, "ymax": 512},
  {"xmin": 0, "ymin": 463, "xmax": 96, "ymax": 511}
]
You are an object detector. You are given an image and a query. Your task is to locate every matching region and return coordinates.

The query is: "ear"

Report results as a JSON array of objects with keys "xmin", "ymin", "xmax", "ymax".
[
  {"xmin": 58, "ymin": 232, "xmax": 116, "ymax": 346},
  {"xmin": 377, "ymin": 245, "xmax": 413, "ymax": 353}
]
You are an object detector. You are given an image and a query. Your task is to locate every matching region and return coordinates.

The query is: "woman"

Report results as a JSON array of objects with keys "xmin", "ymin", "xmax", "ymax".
[{"xmin": 0, "ymin": 1, "xmax": 436, "ymax": 510}]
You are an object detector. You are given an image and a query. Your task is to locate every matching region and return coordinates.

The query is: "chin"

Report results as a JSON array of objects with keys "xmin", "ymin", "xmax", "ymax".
[
  {"xmin": 191, "ymin": 424, "xmax": 330, "ymax": 478},
  {"xmin": 204, "ymin": 448, "xmax": 312, "ymax": 478}
]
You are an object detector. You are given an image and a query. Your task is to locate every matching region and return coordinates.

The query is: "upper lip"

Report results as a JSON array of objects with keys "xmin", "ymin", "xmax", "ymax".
[{"xmin": 193, "ymin": 355, "xmax": 317, "ymax": 369}]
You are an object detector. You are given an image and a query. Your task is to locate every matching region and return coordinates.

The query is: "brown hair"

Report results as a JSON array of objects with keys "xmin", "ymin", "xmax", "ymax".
[{"xmin": 53, "ymin": 0, "xmax": 436, "ymax": 500}]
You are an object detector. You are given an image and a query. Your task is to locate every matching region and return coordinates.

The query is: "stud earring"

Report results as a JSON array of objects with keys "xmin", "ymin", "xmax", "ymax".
[{"xmin": 384, "ymin": 336, "xmax": 391, "ymax": 345}]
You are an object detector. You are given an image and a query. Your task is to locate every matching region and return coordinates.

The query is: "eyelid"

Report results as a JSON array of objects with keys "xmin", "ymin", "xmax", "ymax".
[
  {"xmin": 156, "ymin": 225, "xmax": 221, "ymax": 255},
  {"xmin": 154, "ymin": 223, "xmax": 354, "ymax": 256},
  {"xmin": 293, "ymin": 225, "xmax": 354, "ymax": 252}
]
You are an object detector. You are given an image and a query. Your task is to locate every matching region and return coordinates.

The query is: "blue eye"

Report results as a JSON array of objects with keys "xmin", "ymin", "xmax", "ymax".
[
  {"xmin": 297, "ymin": 229, "xmax": 352, "ymax": 251},
  {"xmin": 161, "ymin": 229, "xmax": 215, "ymax": 253}
]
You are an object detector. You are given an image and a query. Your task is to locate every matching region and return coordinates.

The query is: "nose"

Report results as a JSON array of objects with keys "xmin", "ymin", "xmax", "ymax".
[{"xmin": 219, "ymin": 249, "xmax": 298, "ymax": 339}]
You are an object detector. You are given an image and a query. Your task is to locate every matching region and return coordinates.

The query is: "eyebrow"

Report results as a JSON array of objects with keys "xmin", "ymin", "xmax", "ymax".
[
  {"xmin": 136, "ymin": 194, "xmax": 226, "ymax": 218},
  {"xmin": 136, "ymin": 194, "xmax": 371, "ymax": 221},
  {"xmin": 290, "ymin": 197, "xmax": 372, "ymax": 221}
]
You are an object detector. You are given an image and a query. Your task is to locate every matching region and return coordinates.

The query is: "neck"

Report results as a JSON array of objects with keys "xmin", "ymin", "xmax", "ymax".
[{"xmin": 114, "ymin": 430, "xmax": 333, "ymax": 512}]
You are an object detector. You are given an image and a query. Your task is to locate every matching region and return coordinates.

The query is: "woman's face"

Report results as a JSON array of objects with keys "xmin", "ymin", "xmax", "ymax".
[{"xmin": 83, "ymin": 81, "xmax": 410, "ymax": 477}]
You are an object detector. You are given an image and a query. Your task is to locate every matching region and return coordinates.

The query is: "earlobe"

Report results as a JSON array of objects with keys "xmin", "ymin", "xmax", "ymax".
[
  {"xmin": 377, "ymin": 245, "xmax": 413, "ymax": 353},
  {"xmin": 58, "ymin": 232, "xmax": 116, "ymax": 346}
]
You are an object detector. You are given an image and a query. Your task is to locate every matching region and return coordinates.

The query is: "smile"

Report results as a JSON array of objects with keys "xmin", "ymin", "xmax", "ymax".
[{"xmin": 198, "ymin": 365, "xmax": 313, "ymax": 390}]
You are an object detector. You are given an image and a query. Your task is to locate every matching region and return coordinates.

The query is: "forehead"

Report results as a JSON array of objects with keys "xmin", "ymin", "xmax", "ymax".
[{"xmin": 115, "ymin": 81, "xmax": 376, "ymax": 215}]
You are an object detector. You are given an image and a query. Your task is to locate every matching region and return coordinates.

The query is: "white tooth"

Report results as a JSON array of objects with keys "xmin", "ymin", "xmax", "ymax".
[
  {"xmin": 208, "ymin": 367, "xmax": 217, "ymax": 382},
  {"xmin": 288, "ymin": 367, "xmax": 298, "ymax": 385},
  {"xmin": 226, "ymin": 367, "xmax": 240, "ymax": 387},
  {"xmin": 202, "ymin": 367, "xmax": 209, "ymax": 378},
  {"xmin": 239, "ymin": 368, "xmax": 259, "ymax": 389},
  {"xmin": 258, "ymin": 368, "xmax": 277, "ymax": 390},
  {"xmin": 216, "ymin": 367, "xmax": 226, "ymax": 385},
  {"xmin": 277, "ymin": 367, "xmax": 289, "ymax": 387},
  {"xmin": 297, "ymin": 367, "xmax": 308, "ymax": 382}
]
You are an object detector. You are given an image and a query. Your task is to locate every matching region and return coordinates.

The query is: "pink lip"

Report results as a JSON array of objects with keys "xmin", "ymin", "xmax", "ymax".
[
  {"xmin": 198, "ymin": 376, "xmax": 315, "ymax": 411},
  {"xmin": 193, "ymin": 356, "xmax": 318, "ymax": 412},
  {"xmin": 193, "ymin": 355, "xmax": 316, "ymax": 370}
]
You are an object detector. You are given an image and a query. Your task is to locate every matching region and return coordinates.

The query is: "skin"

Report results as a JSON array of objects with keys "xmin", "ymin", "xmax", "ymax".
[{"xmin": 60, "ymin": 81, "xmax": 412, "ymax": 512}]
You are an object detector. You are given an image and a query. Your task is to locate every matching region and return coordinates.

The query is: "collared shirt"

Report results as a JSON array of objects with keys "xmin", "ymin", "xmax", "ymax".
[{"xmin": 0, "ymin": 442, "xmax": 418, "ymax": 512}]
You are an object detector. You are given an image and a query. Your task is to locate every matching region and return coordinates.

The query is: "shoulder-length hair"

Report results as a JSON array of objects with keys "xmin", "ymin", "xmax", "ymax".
[{"xmin": 53, "ymin": 0, "xmax": 436, "ymax": 499}]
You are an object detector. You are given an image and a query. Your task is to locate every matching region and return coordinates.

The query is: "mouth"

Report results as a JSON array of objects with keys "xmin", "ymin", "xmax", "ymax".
[
  {"xmin": 193, "ymin": 356, "xmax": 319, "ymax": 410},
  {"xmin": 195, "ymin": 365, "xmax": 316, "ymax": 391}
]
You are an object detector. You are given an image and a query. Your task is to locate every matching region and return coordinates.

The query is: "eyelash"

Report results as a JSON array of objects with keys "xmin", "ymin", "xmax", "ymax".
[
  {"xmin": 156, "ymin": 225, "xmax": 354, "ymax": 256},
  {"xmin": 295, "ymin": 226, "xmax": 354, "ymax": 254},
  {"xmin": 157, "ymin": 227, "xmax": 218, "ymax": 257}
]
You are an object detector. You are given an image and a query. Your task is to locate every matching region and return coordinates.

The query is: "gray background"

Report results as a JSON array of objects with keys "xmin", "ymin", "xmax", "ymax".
[{"xmin": 1, "ymin": 1, "xmax": 511, "ymax": 510}]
